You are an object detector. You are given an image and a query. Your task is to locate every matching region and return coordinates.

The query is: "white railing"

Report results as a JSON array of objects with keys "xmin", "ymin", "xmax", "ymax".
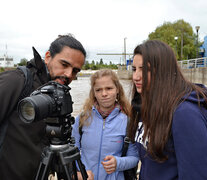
[{"xmin": 178, "ymin": 57, "xmax": 207, "ymax": 69}]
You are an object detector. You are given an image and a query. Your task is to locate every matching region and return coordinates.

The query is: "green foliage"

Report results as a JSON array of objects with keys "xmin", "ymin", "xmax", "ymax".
[
  {"xmin": 82, "ymin": 59, "xmax": 118, "ymax": 70},
  {"xmin": 148, "ymin": 19, "xmax": 198, "ymax": 60},
  {"xmin": 18, "ymin": 58, "xmax": 28, "ymax": 66},
  {"xmin": 0, "ymin": 67, "xmax": 5, "ymax": 73},
  {"xmin": 99, "ymin": 58, "xmax": 104, "ymax": 65},
  {"xmin": 0, "ymin": 67, "xmax": 15, "ymax": 73}
]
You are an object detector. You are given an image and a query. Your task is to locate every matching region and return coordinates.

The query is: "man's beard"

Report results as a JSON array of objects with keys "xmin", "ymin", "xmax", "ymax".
[{"xmin": 51, "ymin": 76, "xmax": 70, "ymax": 86}]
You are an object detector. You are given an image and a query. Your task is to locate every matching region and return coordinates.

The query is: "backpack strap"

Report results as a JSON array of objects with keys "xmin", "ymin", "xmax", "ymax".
[
  {"xmin": 122, "ymin": 137, "xmax": 130, "ymax": 156},
  {"xmin": 122, "ymin": 117, "xmax": 138, "ymax": 180},
  {"xmin": 17, "ymin": 66, "xmax": 33, "ymax": 101},
  {"xmin": 0, "ymin": 66, "xmax": 33, "ymax": 154},
  {"xmin": 79, "ymin": 122, "xmax": 83, "ymax": 148},
  {"xmin": 121, "ymin": 117, "xmax": 130, "ymax": 157}
]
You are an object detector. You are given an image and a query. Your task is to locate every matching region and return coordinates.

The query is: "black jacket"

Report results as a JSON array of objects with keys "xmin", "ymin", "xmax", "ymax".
[{"xmin": 0, "ymin": 48, "xmax": 50, "ymax": 180}]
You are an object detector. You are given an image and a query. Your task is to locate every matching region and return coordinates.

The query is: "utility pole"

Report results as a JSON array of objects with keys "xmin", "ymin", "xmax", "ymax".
[
  {"xmin": 174, "ymin": 36, "xmax": 178, "ymax": 58},
  {"xmin": 124, "ymin": 37, "xmax": 127, "ymax": 65},
  {"xmin": 5, "ymin": 44, "xmax": 8, "ymax": 57},
  {"xmin": 181, "ymin": 32, "xmax": 183, "ymax": 60},
  {"xmin": 195, "ymin": 26, "xmax": 200, "ymax": 58}
]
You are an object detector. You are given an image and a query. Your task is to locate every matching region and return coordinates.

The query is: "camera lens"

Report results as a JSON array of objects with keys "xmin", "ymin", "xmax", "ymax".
[
  {"xmin": 19, "ymin": 101, "xmax": 35, "ymax": 123},
  {"xmin": 18, "ymin": 94, "xmax": 55, "ymax": 123}
]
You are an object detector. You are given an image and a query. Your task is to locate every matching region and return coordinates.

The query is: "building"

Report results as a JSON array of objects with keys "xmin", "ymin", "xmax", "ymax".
[
  {"xmin": 200, "ymin": 35, "xmax": 207, "ymax": 57},
  {"xmin": 0, "ymin": 54, "xmax": 14, "ymax": 68}
]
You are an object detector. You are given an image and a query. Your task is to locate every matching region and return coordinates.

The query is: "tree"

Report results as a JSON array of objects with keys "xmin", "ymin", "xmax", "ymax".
[
  {"xmin": 91, "ymin": 60, "xmax": 95, "ymax": 65},
  {"xmin": 148, "ymin": 19, "xmax": 198, "ymax": 60},
  {"xmin": 91, "ymin": 64, "xmax": 98, "ymax": 70},
  {"xmin": 83, "ymin": 60, "xmax": 90, "ymax": 70},
  {"xmin": 99, "ymin": 58, "xmax": 104, "ymax": 65},
  {"xmin": 0, "ymin": 67, "xmax": 5, "ymax": 73},
  {"xmin": 18, "ymin": 58, "xmax": 28, "ymax": 66}
]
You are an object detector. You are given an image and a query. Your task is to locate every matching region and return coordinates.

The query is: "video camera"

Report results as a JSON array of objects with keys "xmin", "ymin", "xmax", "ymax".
[{"xmin": 18, "ymin": 81, "xmax": 75, "ymax": 143}]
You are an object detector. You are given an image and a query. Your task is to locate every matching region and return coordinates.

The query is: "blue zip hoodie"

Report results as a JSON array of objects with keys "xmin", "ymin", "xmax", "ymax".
[
  {"xmin": 72, "ymin": 106, "xmax": 139, "ymax": 180},
  {"xmin": 135, "ymin": 85, "xmax": 207, "ymax": 180}
]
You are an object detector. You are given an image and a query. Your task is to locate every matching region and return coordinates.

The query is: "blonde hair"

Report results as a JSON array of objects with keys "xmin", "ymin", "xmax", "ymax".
[{"xmin": 79, "ymin": 69, "xmax": 131, "ymax": 128}]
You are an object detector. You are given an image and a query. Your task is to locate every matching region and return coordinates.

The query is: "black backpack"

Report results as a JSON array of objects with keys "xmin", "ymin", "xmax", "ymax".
[{"xmin": 0, "ymin": 66, "xmax": 33, "ymax": 153}]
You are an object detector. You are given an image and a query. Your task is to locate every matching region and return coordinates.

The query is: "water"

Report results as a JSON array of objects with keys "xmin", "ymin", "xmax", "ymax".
[{"xmin": 69, "ymin": 76, "xmax": 132, "ymax": 117}]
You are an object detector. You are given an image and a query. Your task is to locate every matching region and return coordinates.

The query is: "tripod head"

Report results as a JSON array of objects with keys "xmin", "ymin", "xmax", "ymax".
[{"xmin": 45, "ymin": 114, "xmax": 75, "ymax": 145}]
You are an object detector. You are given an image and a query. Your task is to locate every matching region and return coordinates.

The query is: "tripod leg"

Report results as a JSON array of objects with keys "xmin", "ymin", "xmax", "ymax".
[
  {"xmin": 60, "ymin": 164, "xmax": 73, "ymax": 180},
  {"xmin": 76, "ymin": 159, "xmax": 88, "ymax": 180},
  {"xmin": 71, "ymin": 161, "xmax": 78, "ymax": 180},
  {"xmin": 35, "ymin": 148, "xmax": 54, "ymax": 180},
  {"xmin": 58, "ymin": 151, "xmax": 75, "ymax": 180},
  {"xmin": 58, "ymin": 145, "xmax": 88, "ymax": 180}
]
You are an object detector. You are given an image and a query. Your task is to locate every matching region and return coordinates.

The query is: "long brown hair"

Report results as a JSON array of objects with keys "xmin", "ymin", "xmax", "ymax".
[
  {"xmin": 128, "ymin": 40, "xmax": 207, "ymax": 162},
  {"xmin": 79, "ymin": 69, "xmax": 131, "ymax": 128}
]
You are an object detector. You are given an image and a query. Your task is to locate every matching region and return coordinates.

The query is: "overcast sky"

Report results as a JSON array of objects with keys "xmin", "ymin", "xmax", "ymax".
[{"xmin": 0, "ymin": 0, "xmax": 207, "ymax": 64}]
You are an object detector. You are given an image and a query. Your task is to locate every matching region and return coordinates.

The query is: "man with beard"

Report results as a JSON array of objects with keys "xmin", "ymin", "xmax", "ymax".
[{"xmin": 0, "ymin": 34, "xmax": 91, "ymax": 180}]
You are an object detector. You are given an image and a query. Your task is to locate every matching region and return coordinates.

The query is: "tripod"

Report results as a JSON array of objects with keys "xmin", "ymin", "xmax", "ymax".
[{"xmin": 35, "ymin": 117, "xmax": 88, "ymax": 180}]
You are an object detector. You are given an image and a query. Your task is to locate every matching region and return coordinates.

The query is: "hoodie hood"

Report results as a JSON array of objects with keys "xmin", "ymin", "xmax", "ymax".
[
  {"xmin": 27, "ymin": 47, "xmax": 51, "ymax": 84},
  {"xmin": 182, "ymin": 84, "xmax": 207, "ymax": 105}
]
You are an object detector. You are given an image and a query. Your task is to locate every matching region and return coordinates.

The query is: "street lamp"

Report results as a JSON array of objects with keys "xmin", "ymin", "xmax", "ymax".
[
  {"xmin": 124, "ymin": 37, "xmax": 127, "ymax": 65},
  {"xmin": 174, "ymin": 36, "xmax": 178, "ymax": 57},
  {"xmin": 195, "ymin": 26, "xmax": 200, "ymax": 58}
]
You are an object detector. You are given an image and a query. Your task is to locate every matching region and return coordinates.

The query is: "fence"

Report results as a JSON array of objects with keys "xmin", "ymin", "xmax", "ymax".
[
  {"xmin": 178, "ymin": 57, "xmax": 207, "ymax": 69},
  {"xmin": 178, "ymin": 57, "xmax": 207, "ymax": 84}
]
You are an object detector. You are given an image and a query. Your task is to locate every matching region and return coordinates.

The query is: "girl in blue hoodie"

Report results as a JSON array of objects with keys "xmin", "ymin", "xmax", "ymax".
[
  {"xmin": 72, "ymin": 69, "xmax": 139, "ymax": 180},
  {"xmin": 128, "ymin": 40, "xmax": 207, "ymax": 180}
]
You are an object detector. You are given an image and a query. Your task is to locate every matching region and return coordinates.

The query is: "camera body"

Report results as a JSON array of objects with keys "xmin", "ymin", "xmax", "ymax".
[{"xmin": 18, "ymin": 81, "xmax": 73, "ymax": 123}]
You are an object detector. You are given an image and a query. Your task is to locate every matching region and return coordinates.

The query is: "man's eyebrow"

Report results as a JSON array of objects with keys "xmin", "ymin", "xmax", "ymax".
[
  {"xmin": 60, "ymin": 59, "xmax": 81, "ymax": 72},
  {"xmin": 60, "ymin": 59, "xmax": 71, "ymax": 65}
]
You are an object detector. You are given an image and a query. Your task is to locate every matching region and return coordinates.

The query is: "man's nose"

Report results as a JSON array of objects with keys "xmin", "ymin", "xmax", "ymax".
[{"xmin": 64, "ymin": 67, "xmax": 73, "ymax": 78}]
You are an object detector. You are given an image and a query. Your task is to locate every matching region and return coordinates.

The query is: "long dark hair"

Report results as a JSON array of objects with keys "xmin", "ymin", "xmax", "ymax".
[{"xmin": 128, "ymin": 40, "xmax": 207, "ymax": 162}]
